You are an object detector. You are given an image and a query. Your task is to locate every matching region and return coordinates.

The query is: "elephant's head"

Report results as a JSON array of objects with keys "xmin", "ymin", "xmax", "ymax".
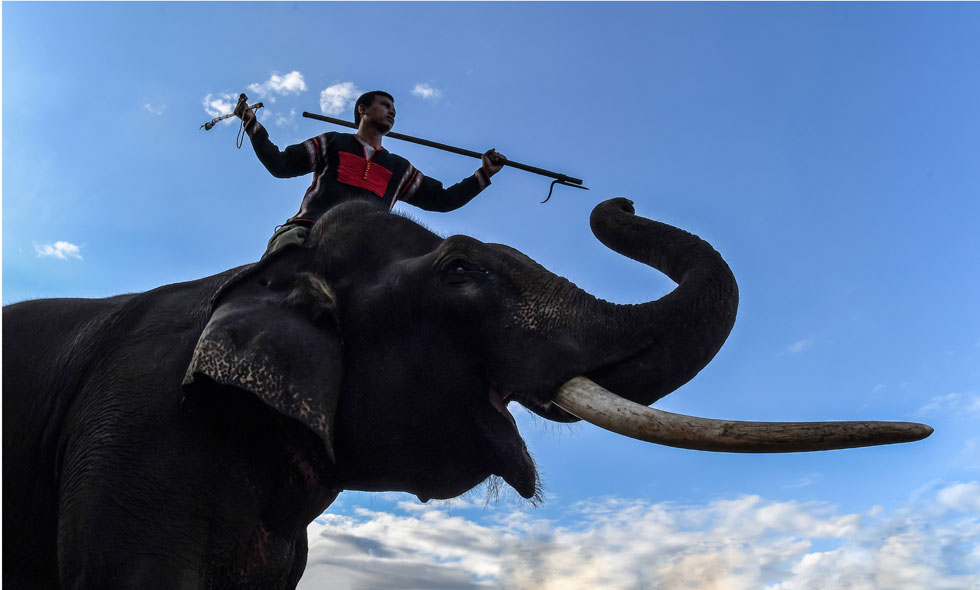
[{"xmin": 183, "ymin": 198, "xmax": 931, "ymax": 502}]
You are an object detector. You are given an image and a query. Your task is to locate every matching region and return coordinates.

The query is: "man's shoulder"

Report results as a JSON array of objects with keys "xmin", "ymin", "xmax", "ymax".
[
  {"xmin": 379, "ymin": 146, "xmax": 411, "ymax": 167},
  {"xmin": 298, "ymin": 130, "xmax": 336, "ymax": 146}
]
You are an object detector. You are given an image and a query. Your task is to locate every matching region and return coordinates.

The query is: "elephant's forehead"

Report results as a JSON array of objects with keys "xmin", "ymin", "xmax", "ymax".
[{"xmin": 313, "ymin": 210, "xmax": 444, "ymax": 263}]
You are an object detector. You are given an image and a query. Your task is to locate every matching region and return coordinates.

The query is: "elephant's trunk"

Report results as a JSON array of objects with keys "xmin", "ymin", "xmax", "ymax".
[
  {"xmin": 536, "ymin": 198, "xmax": 932, "ymax": 451},
  {"xmin": 577, "ymin": 198, "xmax": 739, "ymax": 408}
]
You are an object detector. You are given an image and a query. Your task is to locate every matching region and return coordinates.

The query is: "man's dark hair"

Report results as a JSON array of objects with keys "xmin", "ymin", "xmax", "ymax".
[{"xmin": 354, "ymin": 91, "xmax": 394, "ymax": 126}]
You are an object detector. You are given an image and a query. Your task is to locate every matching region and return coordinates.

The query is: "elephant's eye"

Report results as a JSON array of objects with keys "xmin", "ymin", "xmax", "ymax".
[{"xmin": 441, "ymin": 256, "xmax": 488, "ymax": 283}]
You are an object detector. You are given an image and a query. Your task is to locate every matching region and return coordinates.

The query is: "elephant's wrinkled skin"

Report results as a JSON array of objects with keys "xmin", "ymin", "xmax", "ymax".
[{"xmin": 2, "ymin": 198, "xmax": 740, "ymax": 588}]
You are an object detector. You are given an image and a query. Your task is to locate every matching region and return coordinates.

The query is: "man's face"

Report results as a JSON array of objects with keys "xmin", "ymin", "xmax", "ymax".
[{"xmin": 360, "ymin": 95, "xmax": 396, "ymax": 133}]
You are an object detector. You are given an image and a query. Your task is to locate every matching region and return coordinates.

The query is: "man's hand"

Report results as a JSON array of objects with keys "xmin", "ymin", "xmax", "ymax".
[
  {"xmin": 234, "ymin": 93, "xmax": 255, "ymax": 124},
  {"xmin": 481, "ymin": 149, "xmax": 507, "ymax": 177}
]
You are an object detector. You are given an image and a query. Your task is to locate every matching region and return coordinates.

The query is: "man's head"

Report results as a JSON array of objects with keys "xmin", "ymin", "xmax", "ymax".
[{"xmin": 354, "ymin": 91, "xmax": 395, "ymax": 130}]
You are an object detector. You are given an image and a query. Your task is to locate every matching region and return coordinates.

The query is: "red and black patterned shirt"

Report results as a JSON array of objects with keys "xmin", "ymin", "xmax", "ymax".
[{"xmin": 244, "ymin": 119, "xmax": 491, "ymax": 225}]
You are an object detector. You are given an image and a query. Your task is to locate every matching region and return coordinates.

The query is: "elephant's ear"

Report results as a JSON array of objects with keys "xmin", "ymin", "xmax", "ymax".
[{"xmin": 182, "ymin": 245, "xmax": 343, "ymax": 462}]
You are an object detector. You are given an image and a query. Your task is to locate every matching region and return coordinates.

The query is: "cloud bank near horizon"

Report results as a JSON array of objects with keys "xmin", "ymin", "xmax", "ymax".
[{"xmin": 300, "ymin": 482, "xmax": 980, "ymax": 590}]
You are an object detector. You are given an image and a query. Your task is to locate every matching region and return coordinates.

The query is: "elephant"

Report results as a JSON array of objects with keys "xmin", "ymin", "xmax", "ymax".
[{"xmin": 2, "ymin": 198, "xmax": 931, "ymax": 589}]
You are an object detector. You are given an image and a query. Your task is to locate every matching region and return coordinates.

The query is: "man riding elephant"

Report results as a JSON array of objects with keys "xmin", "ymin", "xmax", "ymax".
[{"xmin": 235, "ymin": 90, "xmax": 507, "ymax": 257}]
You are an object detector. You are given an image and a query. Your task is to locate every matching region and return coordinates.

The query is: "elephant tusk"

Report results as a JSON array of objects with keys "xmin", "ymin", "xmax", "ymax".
[{"xmin": 553, "ymin": 377, "xmax": 934, "ymax": 453}]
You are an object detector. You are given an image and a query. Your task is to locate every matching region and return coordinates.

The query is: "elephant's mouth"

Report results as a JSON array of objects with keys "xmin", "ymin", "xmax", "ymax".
[
  {"xmin": 480, "ymin": 384, "xmax": 535, "ymax": 499},
  {"xmin": 489, "ymin": 386, "xmax": 517, "ymax": 428}
]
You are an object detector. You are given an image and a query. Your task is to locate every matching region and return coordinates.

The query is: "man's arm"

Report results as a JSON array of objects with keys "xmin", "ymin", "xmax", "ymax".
[
  {"xmin": 402, "ymin": 149, "xmax": 506, "ymax": 212},
  {"xmin": 236, "ymin": 98, "xmax": 318, "ymax": 179}
]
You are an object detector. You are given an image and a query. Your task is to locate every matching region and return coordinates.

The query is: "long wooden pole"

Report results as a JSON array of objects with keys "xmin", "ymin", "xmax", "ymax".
[{"xmin": 301, "ymin": 111, "xmax": 585, "ymax": 187}]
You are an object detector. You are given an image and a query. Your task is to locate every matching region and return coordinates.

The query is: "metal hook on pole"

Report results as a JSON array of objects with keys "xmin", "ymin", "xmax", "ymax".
[{"xmin": 543, "ymin": 177, "xmax": 590, "ymax": 204}]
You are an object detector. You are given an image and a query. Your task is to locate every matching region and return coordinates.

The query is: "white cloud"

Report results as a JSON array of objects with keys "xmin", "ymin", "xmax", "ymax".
[
  {"xmin": 788, "ymin": 339, "xmax": 814, "ymax": 354},
  {"xmin": 937, "ymin": 482, "xmax": 980, "ymax": 513},
  {"xmin": 275, "ymin": 108, "xmax": 298, "ymax": 127},
  {"xmin": 34, "ymin": 241, "xmax": 83, "ymax": 260},
  {"xmin": 201, "ymin": 92, "xmax": 240, "ymax": 126},
  {"xmin": 142, "ymin": 100, "xmax": 165, "ymax": 115},
  {"xmin": 299, "ymin": 483, "xmax": 980, "ymax": 590},
  {"xmin": 916, "ymin": 392, "xmax": 980, "ymax": 417},
  {"xmin": 411, "ymin": 83, "xmax": 443, "ymax": 101},
  {"xmin": 785, "ymin": 473, "xmax": 820, "ymax": 489},
  {"xmin": 248, "ymin": 70, "xmax": 307, "ymax": 100},
  {"xmin": 320, "ymin": 82, "xmax": 361, "ymax": 116}
]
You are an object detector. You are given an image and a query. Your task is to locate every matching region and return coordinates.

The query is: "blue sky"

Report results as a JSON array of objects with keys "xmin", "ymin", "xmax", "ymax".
[{"xmin": 3, "ymin": 2, "xmax": 979, "ymax": 587}]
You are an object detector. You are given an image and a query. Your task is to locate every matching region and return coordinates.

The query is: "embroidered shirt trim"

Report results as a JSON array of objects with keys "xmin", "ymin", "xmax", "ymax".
[{"xmin": 337, "ymin": 151, "xmax": 393, "ymax": 198}]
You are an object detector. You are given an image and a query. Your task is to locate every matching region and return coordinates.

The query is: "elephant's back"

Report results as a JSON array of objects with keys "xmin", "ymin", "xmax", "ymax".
[
  {"xmin": 1, "ymin": 268, "xmax": 243, "ymax": 583},
  {"xmin": 2, "ymin": 295, "xmax": 136, "ymax": 579},
  {"xmin": 3, "ymin": 295, "xmax": 133, "ymax": 423},
  {"xmin": 3, "ymin": 295, "xmax": 133, "ymax": 411}
]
